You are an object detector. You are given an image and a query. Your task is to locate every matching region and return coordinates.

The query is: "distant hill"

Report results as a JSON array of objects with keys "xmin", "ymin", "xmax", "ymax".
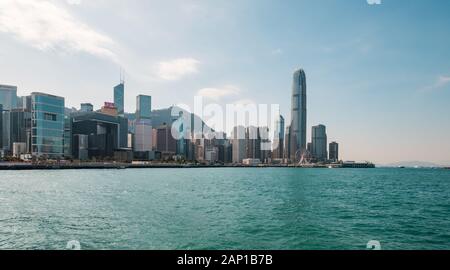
[
  {"xmin": 127, "ymin": 106, "xmax": 214, "ymax": 135},
  {"xmin": 383, "ymin": 161, "xmax": 445, "ymax": 168}
]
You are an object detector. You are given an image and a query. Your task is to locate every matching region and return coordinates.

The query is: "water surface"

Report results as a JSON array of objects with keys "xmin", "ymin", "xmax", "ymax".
[{"xmin": 0, "ymin": 168, "xmax": 449, "ymax": 250}]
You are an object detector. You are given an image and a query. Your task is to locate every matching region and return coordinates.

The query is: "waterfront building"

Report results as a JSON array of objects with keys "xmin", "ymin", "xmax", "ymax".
[
  {"xmin": 71, "ymin": 111, "xmax": 128, "ymax": 159},
  {"xmin": 13, "ymin": 142, "xmax": 27, "ymax": 158},
  {"xmin": 114, "ymin": 83, "xmax": 125, "ymax": 116},
  {"xmin": 246, "ymin": 126, "xmax": 261, "ymax": 160},
  {"xmin": 155, "ymin": 124, "xmax": 177, "ymax": 156},
  {"xmin": 205, "ymin": 146, "xmax": 219, "ymax": 163},
  {"xmin": 31, "ymin": 92, "xmax": 65, "ymax": 159},
  {"xmin": 0, "ymin": 104, "xmax": 2, "ymax": 149},
  {"xmin": 72, "ymin": 134, "xmax": 89, "ymax": 160},
  {"xmin": 284, "ymin": 125, "xmax": 291, "ymax": 162},
  {"xmin": 243, "ymin": 158, "xmax": 262, "ymax": 166},
  {"xmin": 80, "ymin": 103, "xmax": 94, "ymax": 113},
  {"xmin": 329, "ymin": 141, "xmax": 339, "ymax": 162},
  {"xmin": 272, "ymin": 115, "xmax": 285, "ymax": 159},
  {"xmin": 0, "ymin": 84, "xmax": 18, "ymax": 152},
  {"xmin": 290, "ymin": 69, "xmax": 307, "ymax": 161},
  {"xmin": 63, "ymin": 114, "xmax": 72, "ymax": 158},
  {"xmin": 134, "ymin": 95, "xmax": 153, "ymax": 154},
  {"xmin": 134, "ymin": 121, "xmax": 152, "ymax": 152},
  {"xmin": 232, "ymin": 126, "xmax": 246, "ymax": 164},
  {"xmin": 9, "ymin": 108, "xmax": 32, "ymax": 153},
  {"xmin": 311, "ymin": 124, "xmax": 328, "ymax": 161}
]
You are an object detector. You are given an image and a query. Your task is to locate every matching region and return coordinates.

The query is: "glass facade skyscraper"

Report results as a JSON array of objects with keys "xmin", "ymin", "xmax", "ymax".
[
  {"xmin": 0, "ymin": 85, "xmax": 17, "ymax": 111},
  {"xmin": 311, "ymin": 124, "xmax": 328, "ymax": 161},
  {"xmin": 136, "ymin": 95, "xmax": 152, "ymax": 120},
  {"xmin": 31, "ymin": 92, "xmax": 65, "ymax": 158},
  {"xmin": 114, "ymin": 83, "xmax": 125, "ymax": 116},
  {"xmin": 290, "ymin": 69, "xmax": 307, "ymax": 161},
  {"xmin": 1, "ymin": 85, "xmax": 18, "ymax": 151}
]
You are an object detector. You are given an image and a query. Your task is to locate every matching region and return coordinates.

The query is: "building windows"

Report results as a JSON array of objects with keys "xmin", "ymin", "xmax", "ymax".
[{"xmin": 44, "ymin": 113, "xmax": 57, "ymax": 121}]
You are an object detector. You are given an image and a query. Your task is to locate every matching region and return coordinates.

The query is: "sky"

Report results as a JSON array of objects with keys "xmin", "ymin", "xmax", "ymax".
[{"xmin": 1, "ymin": 0, "xmax": 450, "ymax": 165}]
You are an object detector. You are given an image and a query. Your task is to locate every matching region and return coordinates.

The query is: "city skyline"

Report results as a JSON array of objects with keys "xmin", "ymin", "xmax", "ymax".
[{"xmin": 1, "ymin": 0, "xmax": 450, "ymax": 164}]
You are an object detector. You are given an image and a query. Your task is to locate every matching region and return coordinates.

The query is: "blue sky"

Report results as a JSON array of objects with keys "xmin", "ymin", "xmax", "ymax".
[{"xmin": 1, "ymin": 0, "xmax": 450, "ymax": 164}]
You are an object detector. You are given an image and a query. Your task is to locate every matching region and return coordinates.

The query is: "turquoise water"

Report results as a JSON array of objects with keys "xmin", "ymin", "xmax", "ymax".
[{"xmin": 0, "ymin": 168, "xmax": 449, "ymax": 250}]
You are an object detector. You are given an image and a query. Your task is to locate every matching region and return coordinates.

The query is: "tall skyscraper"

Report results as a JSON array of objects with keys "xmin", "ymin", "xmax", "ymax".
[
  {"xmin": 329, "ymin": 141, "xmax": 339, "ymax": 162},
  {"xmin": 114, "ymin": 82, "xmax": 125, "ymax": 116},
  {"xmin": 311, "ymin": 124, "xmax": 328, "ymax": 161},
  {"xmin": 273, "ymin": 115, "xmax": 285, "ymax": 159},
  {"xmin": 31, "ymin": 92, "xmax": 65, "ymax": 158},
  {"xmin": 136, "ymin": 95, "xmax": 152, "ymax": 120},
  {"xmin": 290, "ymin": 69, "xmax": 307, "ymax": 161},
  {"xmin": 134, "ymin": 95, "xmax": 153, "ymax": 153},
  {"xmin": 232, "ymin": 126, "xmax": 246, "ymax": 164},
  {"xmin": 0, "ymin": 84, "xmax": 18, "ymax": 151}
]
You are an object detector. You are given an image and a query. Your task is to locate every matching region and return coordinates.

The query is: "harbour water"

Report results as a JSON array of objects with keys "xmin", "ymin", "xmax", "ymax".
[{"xmin": 0, "ymin": 168, "xmax": 449, "ymax": 250}]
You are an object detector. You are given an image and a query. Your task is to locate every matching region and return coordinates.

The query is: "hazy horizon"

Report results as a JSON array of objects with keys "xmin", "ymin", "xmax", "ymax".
[{"xmin": 1, "ymin": 0, "xmax": 450, "ymax": 165}]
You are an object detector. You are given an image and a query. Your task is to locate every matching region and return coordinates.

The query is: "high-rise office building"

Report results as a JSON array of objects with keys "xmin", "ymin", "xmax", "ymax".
[
  {"xmin": 273, "ymin": 115, "xmax": 285, "ymax": 159},
  {"xmin": 1, "ymin": 84, "xmax": 18, "ymax": 152},
  {"xmin": 136, "ymin": 95, "xmax": 152, "ymax": 120},
  {"xmin": 63, "ymin": 114, "xmax": 72, "ymax": 158},
  {"xmin": 134, "ymin": 95, "xmax": 153, "ymax": 153},
  {"xmin": 31, "ymin": 92, "xmax": 65, "ymax": 158},
  {"xmin": 232, "ymin": 126, "xmax": 246, "ymax": 164},
  {"xmin": 114, "ymin": 83, "xmax": 125, "ymax": 116},
  {"xmin": 156, "ymin": 124, "xmax": 176, "ymax": 154},
  {"xmin": 0, "ymin": 85, "xmax": 17, "ymax": 111},
  {"xmin": 9, "ymin": 108, "xmax": 32, "ymax": 152},
  {"xmin": 246, "ymin": 126, "xmax": 261, "ymax": 160},
  {"xmin": 329, "ymin": 141, "xmax": 339, "ymax": 162},
  {"xmin": 290, "ymin": 69, "xmax": 307, "ymax": 161},
  {"xmin": 311, "ymin": 124, "xmax": 328, "ymax": 161}
]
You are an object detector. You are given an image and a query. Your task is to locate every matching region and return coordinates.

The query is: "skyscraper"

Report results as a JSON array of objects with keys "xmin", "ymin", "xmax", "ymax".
[
  {"xmin": 114, "ymin": 82, "xmax": 125, "ymax": 116},
  {"xmin": 134, "ymin": 95, "xmax": 153, "ymax": 153},
  {"xmin": 136, "ymin": 95, "xmax": 152, "ymax": 120},
  {"xmin": 329, "ymin": 141, "xmax": 339, "ymax": 162},
  {"xmin": 273, "ymin": 115, "xmax": 285, "ymax": 159},
  {"xmin": 0, "ymin": 84, "xmax": 18, "ymax": 152},
  {"xmin": 31, "ymin": 92, "xmax": 65, "ymax": 158},
  {"xmin": 290, "ymin": 69, "xmax": 307, "ymax": 161},
  {"xmin": 311, "ymin": 124, "xmax": 328, "ymax": 161},
  {"xmin": 232, "ymin": 126, "xmax": 246, "ymax": 164},
  {"xmin": 0, "ymin": 84, "xmax": 17, "ymax": 111}
]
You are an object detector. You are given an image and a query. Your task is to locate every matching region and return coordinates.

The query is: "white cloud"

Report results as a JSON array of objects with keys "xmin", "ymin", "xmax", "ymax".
[
  {"xmin": 422, "ymin": 75, "xmax": 450, "ymax": 92},
  {"xmin": 197, "ymin": 85, "xmax": 240, "ymax": 100},
  {"xmin": 0, "ymin": 0, "xmax": 117, "ymax": 62},
  {"xmin": 437, "ymin": 76, "xmax": 450, "ymax": 86},
  {"xmin": 156, "ymin": 58, "xmax": 200, "ymax": 81},
  {"xmin": 367, "ymin": 0, "xmax": 382, "ymax": 5}
]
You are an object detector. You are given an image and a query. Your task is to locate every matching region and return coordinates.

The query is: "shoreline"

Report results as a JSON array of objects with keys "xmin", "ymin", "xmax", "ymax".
[{"xmin": 0, "ymin": 162, "xmax": 378, "ymax": 170}]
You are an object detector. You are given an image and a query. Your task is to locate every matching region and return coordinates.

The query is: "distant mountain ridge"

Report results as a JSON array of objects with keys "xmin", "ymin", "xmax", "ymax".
[{"xmin": 382, "ymin": 161, "xmax": 446, "ymax": 168}]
